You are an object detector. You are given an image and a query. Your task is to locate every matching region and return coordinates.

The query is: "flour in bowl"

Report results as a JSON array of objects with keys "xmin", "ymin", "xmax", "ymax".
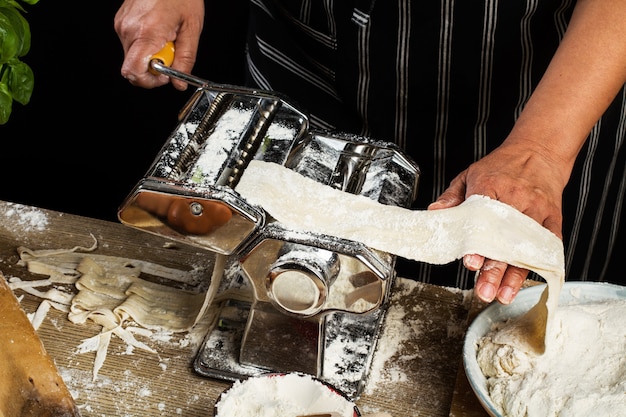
[{"xmin": 477, "ymin": 298, "xmax": 626, "ymax": 417}]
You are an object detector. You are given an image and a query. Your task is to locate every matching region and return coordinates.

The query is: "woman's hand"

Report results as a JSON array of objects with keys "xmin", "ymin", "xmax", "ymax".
[
  {"xmin": 114, "ymin": 0, "xmax": 205, "ymax": 90},
  {"xmin": 429, "ymin": 140, "xmax": 566, "ymax": 305}
]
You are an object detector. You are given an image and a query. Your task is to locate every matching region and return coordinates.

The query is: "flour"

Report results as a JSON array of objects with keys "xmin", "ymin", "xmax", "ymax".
[
  {"xmin": 477, "ymin": 298, "xmax": 626, "ymax": 417},
  {"xmin": 0, "ymin": 202, "xmax": 48, "ymax": 233},
  {"xmin": 214, "ymin": 373, "xmax": 357, "ymax": 417},
  {"xmin": 191, "ymin": 106, "xmax": 253, "ymax": 184},
  {"xmin": 363, "ymin": 302, "xmax": 410, "ymax": 391},
  {"xmin": 363, "ymin": 279, "xmax": 472, "ymax": 402},
  {"xmin": 266, "ymin": 122, "xmax": 296, "ymax": 141}
]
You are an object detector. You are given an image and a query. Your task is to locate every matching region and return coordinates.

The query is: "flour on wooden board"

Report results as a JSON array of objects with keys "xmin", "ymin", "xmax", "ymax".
[{"xmin": 1, "ymin": 202, "xmax": 49, "ymax": 233}]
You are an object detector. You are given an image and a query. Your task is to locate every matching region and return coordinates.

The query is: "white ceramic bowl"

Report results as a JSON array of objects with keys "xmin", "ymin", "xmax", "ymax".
[{"xmin": 463, "ymin": 281, "xmax": 626, "ymax": 417}]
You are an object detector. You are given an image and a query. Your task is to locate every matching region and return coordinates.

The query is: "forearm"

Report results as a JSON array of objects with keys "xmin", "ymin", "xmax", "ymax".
[{"xmin": 506, "ymin": 0, "xmax": 626, "ymax": 186}]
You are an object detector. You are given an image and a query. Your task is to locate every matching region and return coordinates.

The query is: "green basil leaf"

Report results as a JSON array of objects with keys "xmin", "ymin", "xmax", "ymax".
[
  {"xmin": 0, "ymin": 80, "xmax": 13, "ymax": 125},
  {"xmin": 0, "ymin": 1, "xmax": 30, "ymax": 11},
  {"xmin": 0, "ymin": 11, "xmax": 20, "ymax": 63},
  {"xmin": 0, "ymin": 5, "xmax": 30, "ymax": 56},
  {"xmin": 6, "ymin": 58, "xmax": 32, "ymax": 104},
  {"xmin": 15, "ymin": 0, "xmax": 39, "ymax": 6},
  {"xmin": 0, "ymin": 0, "xmax": 38, "ymax": 124}
]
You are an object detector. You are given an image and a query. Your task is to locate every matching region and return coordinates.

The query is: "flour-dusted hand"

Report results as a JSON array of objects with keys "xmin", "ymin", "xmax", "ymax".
[
  {"xmin": 429, "ymin": 139, "xmax": 566, "ymax": 305},
  {"xmin": 114, "ymin": 0, "xmax": 205, "ymax": 90}
]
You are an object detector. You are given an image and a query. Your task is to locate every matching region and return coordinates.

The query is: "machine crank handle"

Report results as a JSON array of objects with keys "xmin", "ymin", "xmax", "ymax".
[{"xmin": 149, "ymin": 41, "xmax": 211, "ymax": 89}]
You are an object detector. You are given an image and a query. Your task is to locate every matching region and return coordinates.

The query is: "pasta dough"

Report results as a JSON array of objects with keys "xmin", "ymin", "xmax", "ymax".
[{"xmin": 235, "ymin": 161, "xmax": 563, "ymax": 275}]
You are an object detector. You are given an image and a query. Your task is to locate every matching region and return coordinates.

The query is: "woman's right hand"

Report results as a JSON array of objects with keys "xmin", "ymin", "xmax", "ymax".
[{"xmin": 114, "ymin": 0, "xmax": 205, "ymax": 90}]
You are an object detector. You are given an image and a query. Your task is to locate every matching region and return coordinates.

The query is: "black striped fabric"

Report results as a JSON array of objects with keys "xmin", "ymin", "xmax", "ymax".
[{"xmin": 242, "ymin": 0, "xmax": 626, "ymax": 289}]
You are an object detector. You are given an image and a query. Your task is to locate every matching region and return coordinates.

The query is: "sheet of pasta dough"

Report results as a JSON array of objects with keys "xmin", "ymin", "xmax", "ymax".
[
  {"xmin": 235, "ymin": 160, "xmax": 566, "ymax": 349},
  {"xmin": 235, "ymin": 161, "xmax": 564, "ymax": 277}
]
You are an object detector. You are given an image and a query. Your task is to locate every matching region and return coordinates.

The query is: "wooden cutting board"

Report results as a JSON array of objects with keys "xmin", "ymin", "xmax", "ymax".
[{"xmin": 0, "ymin": 271, "xmax": 81, "ymax": 417}]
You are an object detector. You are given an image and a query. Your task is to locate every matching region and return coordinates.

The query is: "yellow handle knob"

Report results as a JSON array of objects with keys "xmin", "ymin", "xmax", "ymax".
[{"xmin": 149, "ymin": 41, "xmax": 175, "ymax": 75}]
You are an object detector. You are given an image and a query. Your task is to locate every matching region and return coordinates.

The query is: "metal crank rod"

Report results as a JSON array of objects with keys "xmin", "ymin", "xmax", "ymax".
[{"xmin": 149, "ymin": 41, "xmax": 216, "ymax": 89}]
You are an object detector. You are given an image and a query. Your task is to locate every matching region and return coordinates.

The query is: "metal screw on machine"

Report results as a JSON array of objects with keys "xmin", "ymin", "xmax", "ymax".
[{"xmin": 189, "ymin": 201, "xmax": 203, "ymax": 216}]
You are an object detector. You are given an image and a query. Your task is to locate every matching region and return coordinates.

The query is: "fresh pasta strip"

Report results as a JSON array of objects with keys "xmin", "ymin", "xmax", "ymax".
[
  {"xmin": 116, "ymin": 283, "xmax": 208, "ymax": 331},
  {"xmin": 235, "ymin": 161, "xmax": 564, "ymax": 275},
  {"xmin": 70, "ymin": 288, "xmax": 125, "ymax": 314},
  {"xmin": 9, "ymin": 277, "xmax": 55, "ymax": 290},
  {"xmin": 20, "ymin": 260, "xmax": 80, "ymax": 283},
  {"xmin": 70, "ymin": 257, "xmax": 211, "ymax": 332},
  {"xmin": 30, "ymin": 300, "xmax": 52, "ymax": 330},
  {"xmin": 17, "ymin": 241, "xmax": 201, "ymax": 286},
  {"xmin": 12, "ymin": 285, "xmax": 75, "ymax": 306},
  {"xmin": 74, "ymin": 257, "xmax": 137, "ymax": 301}
]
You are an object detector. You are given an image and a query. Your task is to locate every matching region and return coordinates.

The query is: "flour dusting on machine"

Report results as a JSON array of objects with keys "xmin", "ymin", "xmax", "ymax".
[{"xmin": 117, "ymin": 43, "xmax": 420, "ymax": 398}]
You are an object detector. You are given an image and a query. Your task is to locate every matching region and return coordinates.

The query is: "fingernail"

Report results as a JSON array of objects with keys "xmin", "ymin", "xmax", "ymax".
[
  {"xmin": 476, "ymin": 282, "xmax": 496, "ymax": 302},
  {"xmin": 498, "ymin": 286, "xmax": 514, "ymax": 305},
  {"xmin": 464, "ymin": 254, "xmax": 481, "ymax": 269},
  {"xmin": 427, "ymin": 201, "xmax": 442, "ymax": 210}
]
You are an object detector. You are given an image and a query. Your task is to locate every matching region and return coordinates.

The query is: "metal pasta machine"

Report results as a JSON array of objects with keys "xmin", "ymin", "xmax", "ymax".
[{"xmin": 117, "ymin": 43, "xmax": 420, "ymax": 398}]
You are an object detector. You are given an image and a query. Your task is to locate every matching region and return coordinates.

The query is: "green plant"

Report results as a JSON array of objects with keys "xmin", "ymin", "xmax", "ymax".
[{"xmin": 0, "ymin": 0, "xmax": 39, "ymax": 125}]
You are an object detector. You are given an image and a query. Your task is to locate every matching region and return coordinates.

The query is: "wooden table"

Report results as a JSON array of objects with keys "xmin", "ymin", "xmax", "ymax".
[{"xmin": 0, "ymin": 200, "xmax": 490, "ymax": 417}]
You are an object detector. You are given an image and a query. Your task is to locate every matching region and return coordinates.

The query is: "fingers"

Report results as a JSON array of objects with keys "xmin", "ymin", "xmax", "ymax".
[
  {"xmin": 474, "ymin": 260, "xmax": 529, "ymax": 304},
  {"xmin": 121, "ymin": 40, "xmax": 173, "ymax": 89},
  {"xmin": 463, "ymin": 254, "xmax": 484, "ymax": 271},
  {"xmin": 118, "ymin": 35, "xmax": 202, "ymax": 91},
  {"xmin": 428, "ymin": 172, "xmax": 468, "ymax": 210},
  {"xmin": 167, "ymin": 29, "xmax": 202, "ymax": 91},
  {"xmin": 113, "ymin": 0, "xmax": 204, "ymax": 90},
  {"xmin": 431, "ymin": 147, "xmax": 563, "ymax": 304},
  {"xmin": 114, "ymin": 2, "xmax": 177, "ymax": 89},
  {"xmin": 119, "ymin": 37, "xmax": 199, "ymax": 91}
]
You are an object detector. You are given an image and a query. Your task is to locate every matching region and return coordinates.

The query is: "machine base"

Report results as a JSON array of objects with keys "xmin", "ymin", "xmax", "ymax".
[{"xmin": 192, "ymin": 266, "xmax": 387, "ymax": 399}]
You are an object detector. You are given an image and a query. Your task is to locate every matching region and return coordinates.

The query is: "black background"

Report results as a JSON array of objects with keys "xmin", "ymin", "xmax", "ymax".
[{"xmin": 1, "ymin": 1, "xmax": 248, "ymax": 222}]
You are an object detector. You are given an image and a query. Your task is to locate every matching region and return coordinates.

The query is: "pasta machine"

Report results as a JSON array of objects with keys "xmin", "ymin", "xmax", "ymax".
[{"xmin": 117, "ymin": 44, "xmax": 420, "ymax": 398}]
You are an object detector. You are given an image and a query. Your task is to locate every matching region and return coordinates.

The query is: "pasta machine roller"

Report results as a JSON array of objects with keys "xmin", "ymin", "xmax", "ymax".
[{"xmin": 117, "ymin": 43, "xmax": 420, "ymax": 398}]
